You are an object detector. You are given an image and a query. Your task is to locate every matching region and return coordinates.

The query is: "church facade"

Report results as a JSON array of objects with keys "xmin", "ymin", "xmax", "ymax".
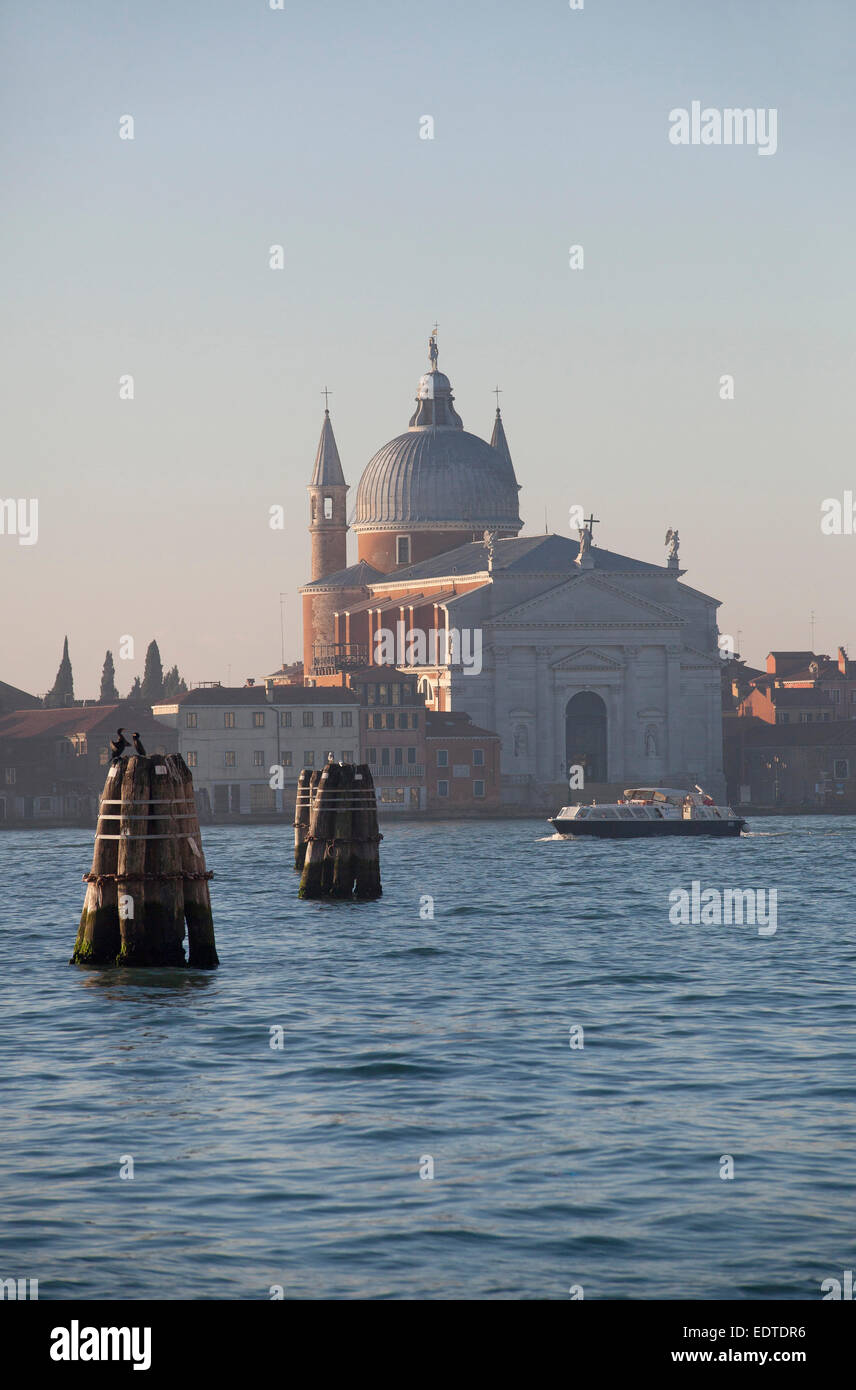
[{"xmin": 300, "ymin": 337, "xmax": 726, "ymax": 805}]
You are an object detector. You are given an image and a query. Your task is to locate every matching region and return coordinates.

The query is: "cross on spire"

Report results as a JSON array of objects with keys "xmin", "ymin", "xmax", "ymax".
[
  {"xmin": 493, "ymin": 384, "xmax": 502, "ymax": 409},
  {"xmin": 321, "ymin": 385, "xmax": 332, "ymax": 411},
  {"xmin": 584, "ymin": 512, "xmax": 600, "ymax": 539}
]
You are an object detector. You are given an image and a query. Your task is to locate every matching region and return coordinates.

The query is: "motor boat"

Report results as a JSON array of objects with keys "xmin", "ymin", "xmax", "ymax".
[{"xmin": 549, "ymin": 787, "xmax": 746, "ymax": 838}]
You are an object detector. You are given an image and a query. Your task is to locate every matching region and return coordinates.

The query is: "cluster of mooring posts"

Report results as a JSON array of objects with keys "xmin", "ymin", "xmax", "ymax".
[
  {"xmin": 294, "ymin": 761, "xmax": 382, "ymax": 899},
  {"xmin": 71, "ymin": 753, "xmax": 219, "ymax": 968}
]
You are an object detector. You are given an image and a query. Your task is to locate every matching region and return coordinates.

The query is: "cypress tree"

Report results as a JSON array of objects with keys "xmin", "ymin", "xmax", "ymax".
[
  {"xmin": 99, "ymin": 650, "xmax": 119, "ymax": 703},
  {"xmin": 127, "ymin": 675, "xmax": 142, "ymax": 701},
  {"xmin": 44, "ymin": 636, "xmax": 75, "ymax": 708},
  {"xmin": 140, "ymin": 640, "xmax": 164, "ymax": 704}
]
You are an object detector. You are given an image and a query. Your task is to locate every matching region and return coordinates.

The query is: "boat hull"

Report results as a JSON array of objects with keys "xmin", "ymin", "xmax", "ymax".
[{"xmin": 549, "ymin": 817, "xmax": 746, "ymax": 838}]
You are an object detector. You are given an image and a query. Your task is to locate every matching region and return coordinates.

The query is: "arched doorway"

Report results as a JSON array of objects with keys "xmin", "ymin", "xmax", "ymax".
[{"xmin": 565, "ymin": 691, "xmax": 608, "ymax": 783}]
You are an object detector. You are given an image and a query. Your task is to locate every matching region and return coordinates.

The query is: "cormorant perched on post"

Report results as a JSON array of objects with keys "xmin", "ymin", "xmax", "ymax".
[
  {"xmin": 132, "ymin": 732, "xmax": 147, "ymax": 756},
  {"xmin": 110, "ymin": 728, "xmax": 129, "ymax": 761}
]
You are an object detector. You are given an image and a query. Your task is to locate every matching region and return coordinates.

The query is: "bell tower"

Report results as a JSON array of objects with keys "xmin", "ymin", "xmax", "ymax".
[{"xmin": 307, "ymin": 396, "xmax": 348, "ymax": 580}]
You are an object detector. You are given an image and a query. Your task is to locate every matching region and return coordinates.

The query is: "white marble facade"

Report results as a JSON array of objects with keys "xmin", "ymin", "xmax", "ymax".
[{"xmin": 441, "ymin": 560, "xmax": 726, "ymax": 802}]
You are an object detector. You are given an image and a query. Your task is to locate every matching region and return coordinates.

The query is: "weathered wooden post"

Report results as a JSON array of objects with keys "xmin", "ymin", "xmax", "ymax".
[
  {"xmin": 352, "ymin": 765, "xmax": 382, "ymax": 900},
  {"xmin": 298, "ymin": 761, "xmax": 339, "ymax": 898},
  {"xmin": 71, "ymin": 757, "xmax": 124, "ymax": 964},
  {"xmin": 293, "ymin": 768, "xmax": 314, "ymax": 871},
  {"xmin": 330, "ymin": 761, "xmax": 356, "ymax": 897},
  {"xmin": 171, "ymin": 755, "xmax": 219, "ymax": 968},
  {"xmin": 71, "ymin": 753, "xmax": 217, "ymax": 968}
]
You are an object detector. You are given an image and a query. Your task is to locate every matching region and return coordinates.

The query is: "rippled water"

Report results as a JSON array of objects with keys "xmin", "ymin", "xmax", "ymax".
[{"xmin": 1, "ymin": 817, "xmax": 854, "ymax": 1300}]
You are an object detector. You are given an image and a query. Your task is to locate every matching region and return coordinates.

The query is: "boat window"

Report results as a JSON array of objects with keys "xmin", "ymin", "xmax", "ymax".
[
  {"xmin": 575, "ymin": 808, "xmax": 588, "ymax": 819},
  {"xmin": 631, "ymin": 808, "xmax": 647, "ymax": 819},
  {"xmin": 617, "ymin": 807, "xmax": 633, "ymax": 819}
]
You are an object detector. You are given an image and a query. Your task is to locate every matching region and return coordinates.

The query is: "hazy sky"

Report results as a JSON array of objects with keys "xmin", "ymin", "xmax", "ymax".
[{"xmin": 2, "ymin": 0, "xmax": 854, "ymax": 696}]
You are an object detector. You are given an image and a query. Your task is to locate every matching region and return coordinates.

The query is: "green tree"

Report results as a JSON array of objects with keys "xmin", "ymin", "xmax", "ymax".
[
  {"xmin": 99, "ymin": 650, "xmax": 119, "ymax": 703},
  {"xmin": 161, "ymin": 664, "xmax": 188, "ymax": 700},
  {"xmin": 140, "ymin": 640, "xmax": 164, "ymax": 704},
  {"xmin": 127, "ymin": 674, "xmax": 142, "ymax": 701},
  {"xmin": 44, "ymin": 636, "xmax": 75, "ymax": 708}
]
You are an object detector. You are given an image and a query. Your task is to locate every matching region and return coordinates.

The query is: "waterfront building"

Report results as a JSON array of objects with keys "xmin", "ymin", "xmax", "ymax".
[
  {"xmin": 299, "ymin": 336, "xmax": 727, "ymax": 806},
  {"xmin": 152, "ymin": 683, "xmax": 359, "ymax": 815},
  {"xmin": 736, "ymin": 648, "xmax": 856, "ymax": 724},
  {"xmin": 0, "ymin": 703, "xmax": 176, "ymax": 823}
]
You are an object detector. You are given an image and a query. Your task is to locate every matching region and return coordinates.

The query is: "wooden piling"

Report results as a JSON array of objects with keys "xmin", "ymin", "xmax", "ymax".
[
  {"xmin": 352, "ymin": 765, "xmax": 382, "ymax": 900},
  {"xmin": 171, "ymin": 755, "xmax": 219, "ymax": 968},
  {"xmin": 293, "ymin": 768, "xmax": 313, "ymax": 871},
  {"xmin": 71, "ymin": 757, "xmax": 124, "ymax": 964},
  {"xmin": 330, "ymin": 761, "xmax": 356, "ymax": 898},
  {"xmin": 71, "ymin": 753, "xmax": 217, "ymax": 968},
  {"xmin": 296, "ymin": 760, "xmax": 382, "ymax": 901}
]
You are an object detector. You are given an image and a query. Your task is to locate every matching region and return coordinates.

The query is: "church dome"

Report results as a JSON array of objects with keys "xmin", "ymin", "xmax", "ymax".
[{"xmin": 353, "ymin": 342, "xmax": 522, "ymax": 534}]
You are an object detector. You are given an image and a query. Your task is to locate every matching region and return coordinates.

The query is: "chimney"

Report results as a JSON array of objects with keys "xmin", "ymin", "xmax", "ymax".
[
  {"xmin": 245, "ymin": 677, "xmax": 255, "ymax": 687},
  {"xmin": 839, "ymin": 646, "xmax": 848, "ymax": 674}
]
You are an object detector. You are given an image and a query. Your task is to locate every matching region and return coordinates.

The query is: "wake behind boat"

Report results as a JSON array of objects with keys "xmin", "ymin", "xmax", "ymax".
[{"xmin": 549, "ymin": 787, "xmax": 746, "ymax": 838}]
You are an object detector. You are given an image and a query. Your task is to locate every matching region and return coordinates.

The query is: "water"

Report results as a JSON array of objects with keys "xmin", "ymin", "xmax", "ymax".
[{"xmin": 1, "ymin": 817, "xmax": 854, "ymax": 1300}]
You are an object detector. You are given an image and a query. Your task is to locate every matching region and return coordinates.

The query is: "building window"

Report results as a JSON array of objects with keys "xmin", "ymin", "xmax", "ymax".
[
  {"xmin": 323, "ymin": 495, "xmax": 333, "ymax": 519},
  {"xmin": 253, "ymin": 750, "xmax": 264, "ymax": 767},
  {"xmin": 224, "ymin": 751, "xmax": 236, "ymax": 767},
  {"xmin": 186, "ymin": 712, "xmax": 198, "ymax": 728},
  {"xmin": 473, "ymin": 748, "xmax": 484, "ymax": 767},
  {"xmin": 342, "ymin": 750, "xmax": 353, "ymax": 763},
  {"xmin": 411, "ymin": 712, "xmax": 419, "ymax": 729},
  {"xmin": 366, "ymin": 684, "xmax": 376, "ymax": 706},
  {"xmin": 437, "ymin": 779, "xmax": 449, "ymax": 797},
  {"xmin": 304, "ymin": 751, "xmax": 315, "ymax": 767},
  {"xmin": 366, "ymin": 747, "xmax": 377, "ymax": 764},
  {"xmin": 322, "ymin": 711, "xmax": 334, "ymax": 727},
  {"xmin": 283, "ymin": 751, "xmax": 293, "ymax": 767},
  {"xmin": 303, "ymin": 711, "xmax": 314, "ymax": 727},
  {"xmin": 311, "ymin": 498, "xmax": 317, "ymax": 522},
  {"xmin": 397, "ymin": 713, "xmax": 408, "ymax": 729},
  {"xmin": 342, "ymin": 711, "xmax": 352, "ymax": 727},
  {"xmin": 391, "ymin": 682, "xmax": 401, "ymax": 706},
  {"xmin": 384, "ymin": 713, "xmax": 395, "ymax": 729},
  {"xmin": 381, "ymin": 748, "xmax": 390, "ymax": 766},
  {"xmin": 832, "ymin": 689, "xmax": 841, "ymax": 703},
  {"xmin": 371, "ymin": 713, "xmax": 382, "ymax": 730},
  {"xmin": 187, "ymin": 751, "xmax": 198, "ymax": 767},
  {"xmin": 436, "ymin": 749, "xmax": 448, "ymax": 767},
  {"xmin": 5, "ymin": 768, "xmax": 16, "ymax": 785},
  {"xmin": 224, "ymin": 712, "xmax": 235, "ymax": 728},
  {"xmin": 281, "ymin": 711, "xmax": 292, "ymax": 727},
  {"xmin": 253, "ymin": 711, "xmax": 265, "ymax": 727},
  {"xmin": 834, "ymin": 759, "xmax": 849, "ymax": 778},
  {"xmin": 473, "ymin": 780, "xmax": 486, "ymax": 798},
  {"xmin": 394, "ymin": 747, "xmax": 403, "ymax": 764},
  {"xmin": 407, "ymin": 746, "xmax": 416, "ymax": 764},
  {"xmin": 378, "ymin": 683, "xmax": 389, "ymax": 706},
  {"xmin": 396, "ymin": 535, "xmax": 411, "ymax": 566}
]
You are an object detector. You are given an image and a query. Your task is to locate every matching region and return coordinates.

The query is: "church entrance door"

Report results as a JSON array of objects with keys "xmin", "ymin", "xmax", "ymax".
[{"xmin": 565, "ymin": 691, "xmax": 608, "ymax": 783}]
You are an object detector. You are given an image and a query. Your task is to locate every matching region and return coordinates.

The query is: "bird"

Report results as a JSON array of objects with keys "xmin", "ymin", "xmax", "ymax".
[
  {"xmin": 131, "ymin": 732, "xmax": 147, "ymax": 755},
  {"xmin": 110, "ymin": 728, "xmax": 129, "ymax": 761}
]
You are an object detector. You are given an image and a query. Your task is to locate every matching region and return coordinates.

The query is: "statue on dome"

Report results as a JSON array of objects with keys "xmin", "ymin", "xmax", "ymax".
[
  {"xmin": 428, "ymin": 332, "xmax": 439, "ymax": 369},
  {"xmin": 665, "ymin": 527, "xmax": 680, "ymax": 561},
  {"xmin": 577, "ymin": 525, "xmax": 592, "ymax": 560},
  {"xmin": 483, "ymin": 529, "xmax": 497, "ymax": 570}
]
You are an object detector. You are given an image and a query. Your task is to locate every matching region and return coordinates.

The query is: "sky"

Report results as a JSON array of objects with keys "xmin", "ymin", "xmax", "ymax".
[{"xmin": 2, "ymin": 0, "xmax": 854, "ymax": 696}]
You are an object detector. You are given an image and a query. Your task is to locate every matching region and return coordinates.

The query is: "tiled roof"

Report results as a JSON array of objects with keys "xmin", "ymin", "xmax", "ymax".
[
  {"xmin": 156, "ymin": 686, "xmax": 358, "ymax": 707},
  {"xmin": 380, "ymin": 533, "xmax": 664, "ymax": 585},
  {"xmin": 726, "ymin": 719, "xmax": 856, "ymax": 747},
  {"xmin": 0, "ymin": 704, "xmax": 171, "ymax": 740},
  {"xmin": 301, "ymin": 560, "xmax": 384, "ymax": 592},
  {"xmin": 0, "ymin": 680, "xmax": 40, "ymax": 711},
  {"xmin": 425, "ymin": 711, "xmax": 499, "ymax": 740}
]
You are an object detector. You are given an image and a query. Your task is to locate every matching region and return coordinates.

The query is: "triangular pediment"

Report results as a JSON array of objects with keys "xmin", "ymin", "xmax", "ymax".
[
  {"xmin": 493, "ymin": 573, "xmax": 683, "ymax": 627},
  {"xmin": 551, "ymin": 646, "xmax": 623, "ymax": 672}
]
